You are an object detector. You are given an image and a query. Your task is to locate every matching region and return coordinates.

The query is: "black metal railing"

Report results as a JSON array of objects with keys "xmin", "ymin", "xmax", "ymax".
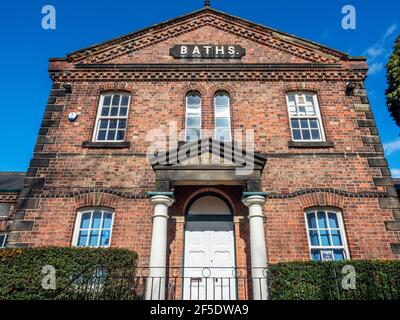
[{"xmin": 53, "ymin": 265, "xmax": 400, "ymax": 300}]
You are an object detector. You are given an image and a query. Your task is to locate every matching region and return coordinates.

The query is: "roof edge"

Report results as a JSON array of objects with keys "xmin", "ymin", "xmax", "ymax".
[
  {"xmin": 49, "ymin": 57, "xmax": 68, "ymax": 62},
  {"xmin": 0, "ymin": 189, "xmax": 22, "ymax": 194},
  {"xmin": 0, "ymin": 172, "xmax": 26, "ymax": 175},
  {"xmin": 348, "ymin": 56, "xmax": 367, "ymax": 61}
]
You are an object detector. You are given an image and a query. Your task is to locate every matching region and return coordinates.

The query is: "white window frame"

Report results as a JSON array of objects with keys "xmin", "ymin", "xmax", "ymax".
[
  {"xmin": 0, "ymin": 233, "xmax": 7, "ymax": 248},
  {"xmin": 214, "ymin": 92, "xmax": 232, "ymax": 142},
  {"xmin": 92, "ymin": 93, "xmax": 131, "ymax": 142},
  {"xmin": 72, "ymin": 207, "xmax": 115, "ymax": 248},
  {"xmin": 185, "ymin": 92, "xmax": 202, "ymax": 142},
  {"xmin": 304, "ymin": 207, "xmax": 350, "ymax": 261},
  {"xmin": 286, "ymin": 92, "xmax": 326, "ymax": 142}
]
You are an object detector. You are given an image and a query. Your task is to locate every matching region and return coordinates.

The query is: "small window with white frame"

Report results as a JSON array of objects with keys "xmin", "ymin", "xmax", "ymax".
[
  {"xmin": 72, "ymin": 208, "xmax": 114, "ymax": 247},
  {"xmin": 305, "ymin": 208, "xmax": 349, "ymax": 261},
  {"xmin": 185, "ymin": 92, "xmax": 202, "ymax": 142},
  {"xmin": 0, "ymin": 234, "xmax": 7, "ymax": 249},
  {"xmin": 214, "ymin": 91, "xmax": 232, "ymax": 142},
  {"xmin": 93, "ymin": 93, "xmax": 130, "ymax": 142},
  {"xmin": 286, "ymin": 92, "xmax": 325, "ymax": 142}
]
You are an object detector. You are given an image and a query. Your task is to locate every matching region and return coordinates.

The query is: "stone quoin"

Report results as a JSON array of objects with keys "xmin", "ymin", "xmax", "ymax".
[{"xmin": 0, "ymin": 4, "xmax": 399, "ymax": 301}]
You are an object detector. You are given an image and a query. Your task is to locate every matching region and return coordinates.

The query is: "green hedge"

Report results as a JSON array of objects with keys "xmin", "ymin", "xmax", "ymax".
[
  {"xmin": 0, "ymin": 247, "xmax": 137, "ymax": 300},
  {"xmin": 268, "ymin": 260, "xmax": 400, "ymax": 300},
  {"xmin": 2, "ymin": 249, "xmax": 398, "ymax": 300}
]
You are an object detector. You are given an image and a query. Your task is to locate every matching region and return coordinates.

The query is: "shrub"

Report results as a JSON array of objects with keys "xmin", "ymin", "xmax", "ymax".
[
  {"xmin": 0, "ymin": 247, "xmax": 137, "ymax": 300},
  {"xmin": 268, "ymin": 260, "xmax": 400, "ymax": 300}
]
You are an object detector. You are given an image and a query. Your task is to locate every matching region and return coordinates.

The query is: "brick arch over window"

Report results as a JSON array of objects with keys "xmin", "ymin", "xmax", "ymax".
[
  {"xmin": 183, "ymin": 187, "xmax": 237, "ymax": 216},
  {"xmin": 208, "ymin": 83, "xmax": 236, "ymax": 103},
  {"xmin": 98, "ymin": 83, "xmax": 135, "ymax": 94},
  {"xmin": 74, "ymin": 192, "xmax": 120, "ymax": 209},
  {"xmin": 208, "ymin": 83, "xmax": 236, "ymax": 94},
  {"xmin": 282, "ymin": 83, "xmax": 320, "ymax": 93},
  {"xmin": 297, "ymin": 192, "xmax": 345, "ymax": 210},
  {"xmin": 178, "ymin": 83, "xmax": 208, "ymax": 100}
]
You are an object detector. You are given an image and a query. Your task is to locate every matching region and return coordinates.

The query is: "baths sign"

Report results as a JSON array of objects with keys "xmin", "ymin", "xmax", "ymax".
[{"xmin": 170, "ymin": 44, "xmax": 246, "ymax": 59}]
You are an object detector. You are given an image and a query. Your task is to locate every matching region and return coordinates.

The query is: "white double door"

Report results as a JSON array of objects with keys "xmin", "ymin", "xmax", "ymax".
[{"xmin": 183, "ymin": 220, "xmax": 236, "ymax": 300}]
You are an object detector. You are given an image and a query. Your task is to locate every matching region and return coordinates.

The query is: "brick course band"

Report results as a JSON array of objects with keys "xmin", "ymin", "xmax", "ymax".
[
  {"xmin": 50, "ymin": 70, "xmax": 366, "ymax": 82},
  {"xmin": 25, "ymin": 188, "xmax": 388, "ymax": 200}
]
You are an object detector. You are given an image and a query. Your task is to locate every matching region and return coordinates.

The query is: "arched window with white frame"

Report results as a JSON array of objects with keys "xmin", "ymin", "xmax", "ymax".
[
  {"xmin": 93, "ymin": 92, "xmax": 131, "ymax": 142},
  {"xmin": 286, "ymin": 92, "xmax": 325, "ymax": 142},
  {"xmin": 214, "ymin": 91, "xmax": 231, "ymax": 142},
  {"xmin": 72, "ymin": 208, "xmax": 114, "ymax": 248},
  {"xmin": 185, "ymin": 92, "xmax": 201, "ymax": 142},
  {"xmin": 305, "ymin": 207, "xmax": 349, "ymax": 261}
]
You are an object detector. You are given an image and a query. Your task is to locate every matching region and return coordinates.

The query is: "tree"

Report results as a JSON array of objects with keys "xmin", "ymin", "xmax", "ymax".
[{"xmin": 386, "ymin": 35, "xmax": 400, "ymax": 127}]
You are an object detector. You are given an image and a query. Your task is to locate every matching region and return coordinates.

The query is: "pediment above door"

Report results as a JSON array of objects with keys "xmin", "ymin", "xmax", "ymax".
[{"xmin": 149, "ymin": 138, "xmax": 267, "ymax": 184}]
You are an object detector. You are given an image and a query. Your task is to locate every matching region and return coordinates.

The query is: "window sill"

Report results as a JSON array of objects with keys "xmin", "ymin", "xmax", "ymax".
[
  {"xmin": 288, "ymin": 141, "xmax": 334, "ymax": 148},
  {"xmin": 82, "ymin": 141, "xmax": 131, "ymax": 149}
]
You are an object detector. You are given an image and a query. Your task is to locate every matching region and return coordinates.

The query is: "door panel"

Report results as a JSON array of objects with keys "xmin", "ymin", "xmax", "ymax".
[{"xmin": 183, "ymin": 221, "xmax": 236, "ymax": 300}]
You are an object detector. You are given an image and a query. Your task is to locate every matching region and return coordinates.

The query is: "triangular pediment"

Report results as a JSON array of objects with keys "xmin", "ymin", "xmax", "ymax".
[
  {"xmin": 66, "ymin": 7, "xmax": 348, "ymax": 64},
  {"xmin": 149, "ymin": 138, "xmax": 267, "ymax": 170}
]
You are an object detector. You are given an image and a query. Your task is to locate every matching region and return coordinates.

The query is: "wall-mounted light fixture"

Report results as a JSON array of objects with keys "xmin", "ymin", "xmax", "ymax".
[{"xmin": 68, "ymin": 112, "xmax": 78, "ymax": 122}]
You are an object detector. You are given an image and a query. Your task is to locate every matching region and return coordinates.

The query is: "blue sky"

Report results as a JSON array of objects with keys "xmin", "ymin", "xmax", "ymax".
[{"xmin": 0, "ymin": 0, "xmax": 399, "ymax": 175}]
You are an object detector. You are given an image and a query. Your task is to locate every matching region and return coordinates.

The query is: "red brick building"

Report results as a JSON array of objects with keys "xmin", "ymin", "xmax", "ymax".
[{"xmin": 2, "ymin": 5, "xmax": 400, "ymax": 299}]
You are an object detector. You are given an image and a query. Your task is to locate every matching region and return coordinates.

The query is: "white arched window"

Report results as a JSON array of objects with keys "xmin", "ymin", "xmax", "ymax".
[
  {"xmin": 72, "ymin": 208, "xmax": 114, "ymax": 247},
  {"xmin": 214, "ymin": 92, "xmax": 231, "ymax": 142},
  {"xmin": 93, "ymin": 93, "xmax": 130, "ymax": 142},
  {"xmin": 305, "ymin": 208, "xmax": 349, "ymax": 261},
  {"xmin": 185, "ymin": 92, "xmax": 201, "ymax": 142}
]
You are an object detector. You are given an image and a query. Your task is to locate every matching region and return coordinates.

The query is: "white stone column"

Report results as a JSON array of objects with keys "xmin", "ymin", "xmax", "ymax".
[
  {"xmin": 145, "ymin": 194, "xmax": 174, "ymax": 300},
  {"xmin": 242, "ymin": 195, "xmax": 268, "ymax": 300}
]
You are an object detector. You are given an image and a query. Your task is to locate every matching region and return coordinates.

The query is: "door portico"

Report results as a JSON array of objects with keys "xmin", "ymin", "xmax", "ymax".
[{"xmin": 146, "ymin": 138, "xmax": 268, "ymax": 300}]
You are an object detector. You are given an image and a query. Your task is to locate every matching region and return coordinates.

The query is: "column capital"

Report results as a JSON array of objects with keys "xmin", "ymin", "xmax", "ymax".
[
  {"xmin": 150, "ymin": 195, "xmax": 175, "ymax": 207},
  {"xmin": 242, "ymin": 194, "xmax": 267, "ymax": 207}
]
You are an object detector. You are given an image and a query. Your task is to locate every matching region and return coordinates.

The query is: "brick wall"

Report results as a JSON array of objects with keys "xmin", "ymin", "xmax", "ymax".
[{"xmin": 7, "ymin": 8, "xmax": 400, "ymax": 263}]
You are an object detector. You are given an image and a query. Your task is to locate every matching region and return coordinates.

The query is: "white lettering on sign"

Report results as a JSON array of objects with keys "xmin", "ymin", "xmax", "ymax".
[
  {"xmin": 192, "ymin": 46, "xmax": 201, "ymax": 55},
  {"xmin": 215, "ymin": 46, "xmax": 224, "ymax": 55},
  {"xmin": 204, "ymin": 45, "xmax": 212, "ymax": 55},
  {"xmin": 180, "ymin": 46, "xmax": 188, "ymax": 55},
  {"xmin": 170, "ymin": 45, "xmax": 246, "ymax": 59}
]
